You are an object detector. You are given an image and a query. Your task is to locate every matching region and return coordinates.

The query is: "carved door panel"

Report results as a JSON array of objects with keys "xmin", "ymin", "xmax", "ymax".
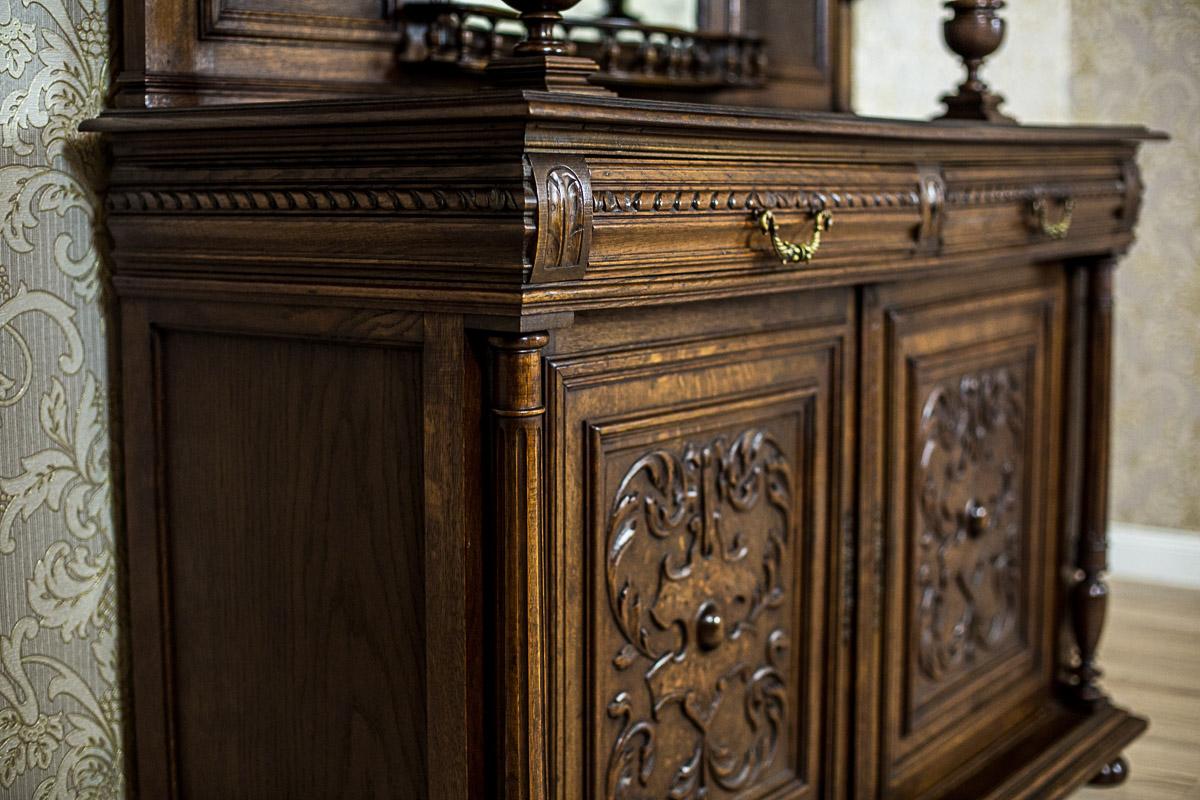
[
  {"xmin": 858, "ymin": 266, "xmax": 1066, "ymax": 799},
  {"xmin": 546, "ymin": 291, "xmax": 855, "ymax": 799}
]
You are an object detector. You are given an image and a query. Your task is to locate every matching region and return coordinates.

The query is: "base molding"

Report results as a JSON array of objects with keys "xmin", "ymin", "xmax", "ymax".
[
  {"xmin": 1110, "ymin": 522, "xmax": 1200, "ymax": 588},
  {"xmin": 924, "ymin": 703, "xmax": 1148, "ymax": 800}
]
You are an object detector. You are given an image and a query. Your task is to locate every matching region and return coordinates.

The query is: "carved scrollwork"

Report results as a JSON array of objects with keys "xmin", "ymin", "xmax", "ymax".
[
  {"xmin": 603, "ymin": 429, "xmax": 793, "ymax": 799},
  {"xmin": 916, "ymin": 367, "xmax": 1025, "ymax": 683}
]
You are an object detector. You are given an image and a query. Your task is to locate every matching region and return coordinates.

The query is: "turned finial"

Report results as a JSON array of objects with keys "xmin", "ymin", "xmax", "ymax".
[
  {"xmin": 489, "ymin": 0, "xmax": 613, "ymax": 95},
  {"xmin": 599, "ymin": 0, "xmax": 637, "ymax": 22},
  {"xmin": 936, "ymin": 0, "xmax": 1017, "ymax": 124},
  {"xmin": 503, "ymin": 0, "xmax": 583, "ymax": 56}
]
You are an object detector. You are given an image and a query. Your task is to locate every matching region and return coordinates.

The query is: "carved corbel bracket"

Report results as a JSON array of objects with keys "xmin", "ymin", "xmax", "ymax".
[
  {"xmin": 916, "ymin": 164, "xmax": 947, "ymax": 254},
  {"xmin": 528, "ymin": 154, "xmax": 593, "ymax": 283},
  {"xmin": 1119, "ymin": 158, "xmax": 1144, "ymax": 230}
]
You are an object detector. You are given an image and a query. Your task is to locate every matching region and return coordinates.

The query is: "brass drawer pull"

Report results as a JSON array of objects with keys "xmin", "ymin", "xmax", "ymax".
[
  {"xmin": 1032, "ymin": 196, "xmax": 1075, "ymax": 239},
  {"xmin": 756, "ymin": 208, "xmax": 833, "ymax": 263}
]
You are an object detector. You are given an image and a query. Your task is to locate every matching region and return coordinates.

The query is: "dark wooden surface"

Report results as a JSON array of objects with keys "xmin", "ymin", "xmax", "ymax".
[
  {"xmin": 163, "ymin": 331, "xmax": 427, "ymax": 798},
  {"xmin": 117, "ymin": 299, "xmax": 481, "ymax": 798},
  {"xmin": 95, "ymin": 87, "xmax": 1157, "ymax": 798}
]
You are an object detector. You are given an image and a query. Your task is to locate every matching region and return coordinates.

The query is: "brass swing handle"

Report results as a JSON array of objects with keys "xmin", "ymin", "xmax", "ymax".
[
  {"xmin": 756, "ymin": 208, "xmax": 834, "ymax": 264},
  {"xmin": 1032, "ymin": 197, "xmax": 1075, "ymax": 239}
]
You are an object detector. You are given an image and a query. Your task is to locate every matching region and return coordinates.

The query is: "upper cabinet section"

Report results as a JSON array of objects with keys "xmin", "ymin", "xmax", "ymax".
[{"xmin": 116, "ymin": 0, "xmax": 849, "ymax": 109}]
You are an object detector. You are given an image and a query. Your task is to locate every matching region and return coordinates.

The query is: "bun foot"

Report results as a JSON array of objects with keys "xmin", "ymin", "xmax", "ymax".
[{"xmin": 1089, "ymin": 756, "xmax": 1129, "ymax": 787}]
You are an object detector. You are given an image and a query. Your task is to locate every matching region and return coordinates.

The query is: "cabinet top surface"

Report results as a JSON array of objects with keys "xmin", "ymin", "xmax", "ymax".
[{"xmin": 82, "ymin": 90, "xmax": 1164, "ymax": 146}]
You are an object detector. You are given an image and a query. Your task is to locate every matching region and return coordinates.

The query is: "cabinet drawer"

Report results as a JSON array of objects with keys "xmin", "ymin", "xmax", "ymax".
[
  {"xmin": 859, "ymin": 265, "xmax": 1066, "ymax": 799},
  {"xmin": 545, "ymin": 291, "xmax": 855, "ymax": 799}
]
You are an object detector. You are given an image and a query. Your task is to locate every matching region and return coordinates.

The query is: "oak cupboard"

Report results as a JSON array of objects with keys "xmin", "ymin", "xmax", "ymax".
[{"xmin": 89, "ymin": 0, "xmax": 1161, "ymax": 797}]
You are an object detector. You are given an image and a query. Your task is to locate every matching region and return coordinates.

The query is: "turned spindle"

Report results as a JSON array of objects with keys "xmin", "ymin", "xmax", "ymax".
[{"xmin": 936, "ymin": 0, "xmax": 1017, "ymax": 124}]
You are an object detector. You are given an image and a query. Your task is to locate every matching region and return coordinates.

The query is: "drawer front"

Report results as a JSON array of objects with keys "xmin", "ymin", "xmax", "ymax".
[
  {"xmin": 546, "ymin": 292, "xmax": 855, "ymax": 799},
  {"xmin": 860, "ymin": 266, "xmax": 1066, "ymax": 799},
  {"xmin": 575, "ymin": 156, "xmax": 1135, "ymax": 300}
]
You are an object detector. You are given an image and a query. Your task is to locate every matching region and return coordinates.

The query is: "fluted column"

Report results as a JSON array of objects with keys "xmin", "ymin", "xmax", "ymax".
[{"xmin": 489, "ymin": 332, "xmax": 550, "ymax": 800}]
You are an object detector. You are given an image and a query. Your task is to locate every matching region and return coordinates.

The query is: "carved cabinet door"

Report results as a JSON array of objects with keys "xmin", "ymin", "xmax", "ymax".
[
  {"xmin": 856, "ymin": 266, "xmax": 1066, "ymax": 799},
  {"xmin": 545, "ymin": 291, "xmax": 855, "ymax": 799}
]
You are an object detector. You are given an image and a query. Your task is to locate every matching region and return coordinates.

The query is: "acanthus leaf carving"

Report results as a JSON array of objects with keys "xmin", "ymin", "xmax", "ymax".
[
  {"xmin": 529, "ymin": 155, "xmax": 592, "ymax": 283},
  {"xmin": 543, "ymin": 166, "xmax": 587, "ymax": 270}
]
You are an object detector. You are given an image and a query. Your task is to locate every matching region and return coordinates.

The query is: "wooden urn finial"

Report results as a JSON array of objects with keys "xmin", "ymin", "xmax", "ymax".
[
  {"xmin": 505, "ymin": 0, "xmax": 579, "ymax": 56},
  {"xmin": 599, "ymin": 0, "xmax": 638, "ymax": 22},
  {"xmin": 936, "ymin": 0, "xmax": 1017, "ymax": 124},
  {"xmin": 488, "ymin": 0, "xmax": 613, "ymax": 94}
]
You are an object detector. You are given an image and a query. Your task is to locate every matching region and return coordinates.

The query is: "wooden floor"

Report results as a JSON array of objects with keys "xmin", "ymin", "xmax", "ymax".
[{"xmin": 1072, "ymin": 580, "xmax": 1200, "ymax": 800}]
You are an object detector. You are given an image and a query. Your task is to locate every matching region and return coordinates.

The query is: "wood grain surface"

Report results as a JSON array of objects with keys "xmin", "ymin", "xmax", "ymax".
[{"xmin": 161, "ymin": 331, "xmax": 427, "ymax": 798}]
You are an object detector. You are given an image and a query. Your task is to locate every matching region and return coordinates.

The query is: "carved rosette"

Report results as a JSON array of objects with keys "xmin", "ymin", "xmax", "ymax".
[
  {"xmin": 915, "ymin": 367, "xmax": 1025, "ymax": 684},
  {"xmin": 603, "ymin": 429, "xmax": 793, "ymax": 799}
]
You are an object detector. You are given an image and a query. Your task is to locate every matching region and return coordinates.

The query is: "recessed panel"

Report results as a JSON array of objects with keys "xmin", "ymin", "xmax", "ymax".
[
  {"xmin": 867, "ymin": 272, "xmax": 1065, "ymax": 799},
  {"xmin": 162, "ymin": 331, "xmax": 427, "ymax": 798}
]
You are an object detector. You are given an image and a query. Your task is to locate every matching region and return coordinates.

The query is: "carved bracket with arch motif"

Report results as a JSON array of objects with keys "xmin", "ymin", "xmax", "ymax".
[{"xmin": 528, "ymin": 154, "xmax": 593, "ymax": 283}]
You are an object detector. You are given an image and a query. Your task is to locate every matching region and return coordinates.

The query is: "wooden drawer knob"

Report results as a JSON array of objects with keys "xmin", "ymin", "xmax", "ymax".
[{"xmin": 697, "ymin": 602, "xmax": 725, "ymax": 651}]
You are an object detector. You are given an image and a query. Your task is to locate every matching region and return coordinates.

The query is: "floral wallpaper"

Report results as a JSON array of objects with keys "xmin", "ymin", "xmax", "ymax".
[
  {"xmin": 0, "ymin": 0, "xmax": 121, "ymax": 796},
  {"xmin": 1072, "ymin": 0, "xmax": 1200, "ymax": 532}
]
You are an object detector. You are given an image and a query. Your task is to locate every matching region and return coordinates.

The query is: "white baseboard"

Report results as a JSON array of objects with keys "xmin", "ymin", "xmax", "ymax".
[{"xmin": 1109, "ymin": 521, "xmax": 1200, "ymax": 589}]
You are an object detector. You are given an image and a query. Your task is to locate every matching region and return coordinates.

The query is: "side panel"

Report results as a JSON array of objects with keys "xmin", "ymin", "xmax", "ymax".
[
  {"xmin": 163, "ymin": 331, "xmax": 426, "ymax": 797},
  {"xmin": 119, "ymin": 299, "xmax": 476, "ymax": 799}
]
